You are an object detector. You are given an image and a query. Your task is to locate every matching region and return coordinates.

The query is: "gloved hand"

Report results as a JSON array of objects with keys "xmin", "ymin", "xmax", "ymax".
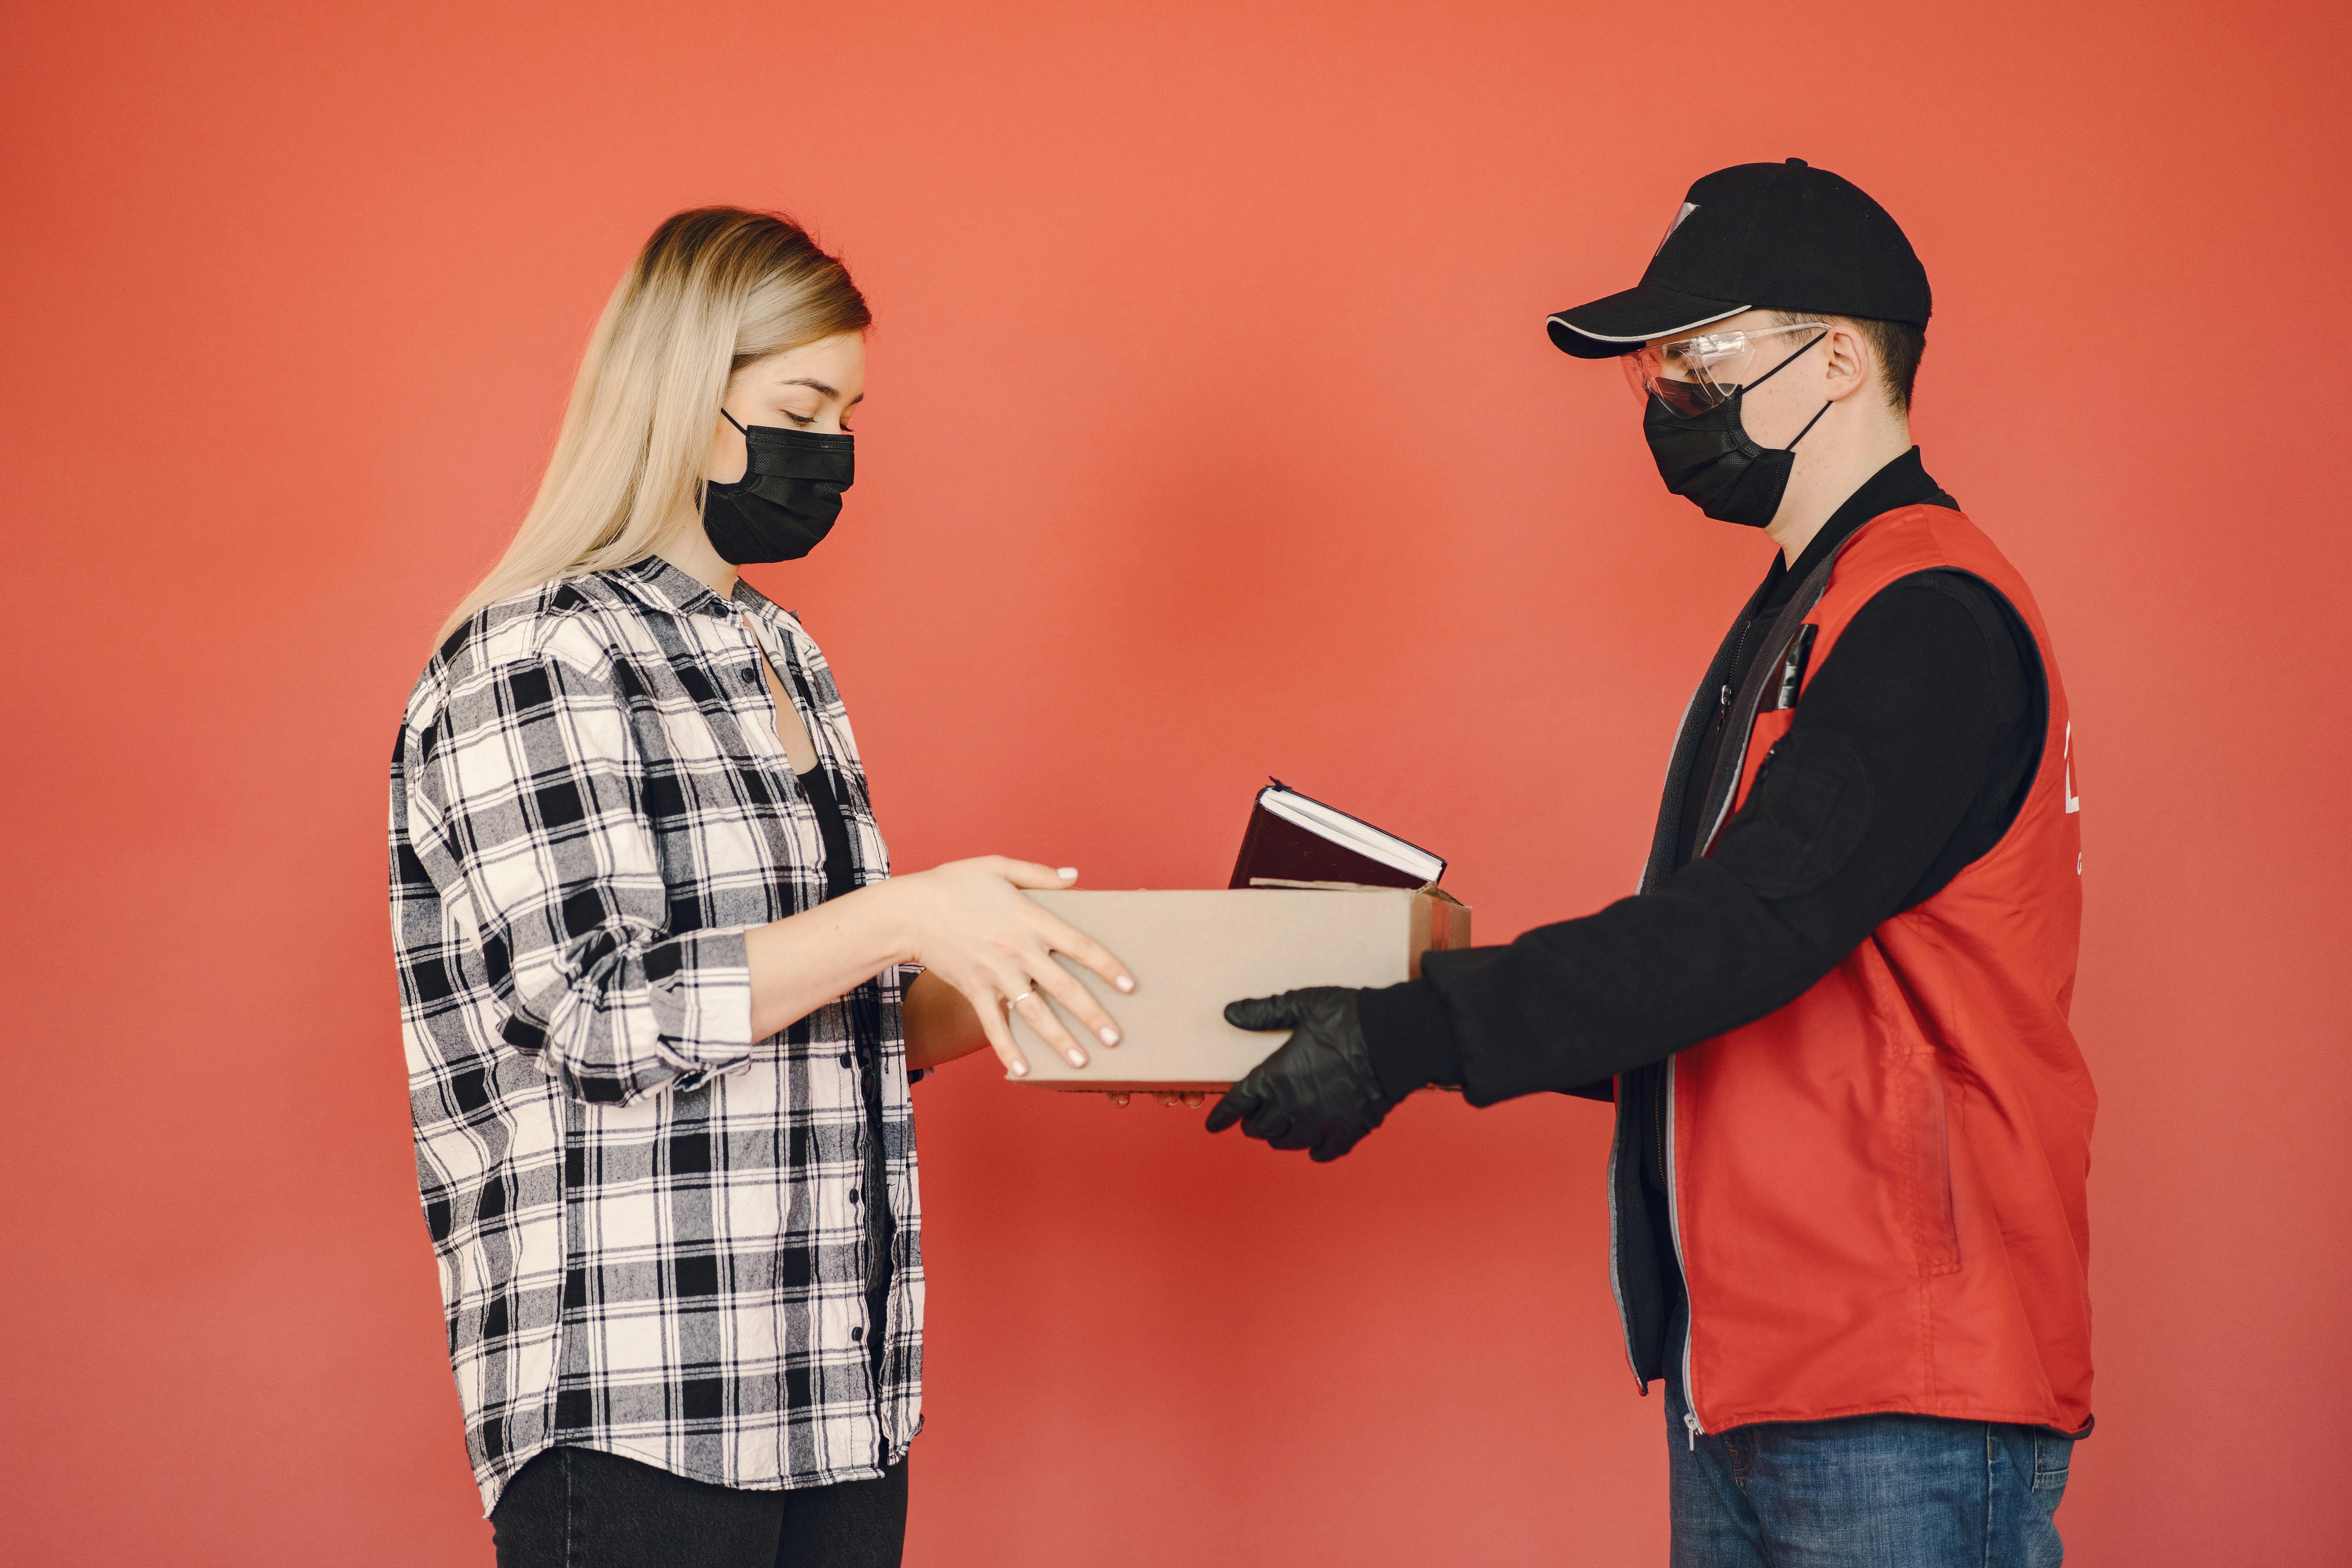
[{"xmin": 1205, "ymin": 987, "xmax": 1394, "ymax": 1161}]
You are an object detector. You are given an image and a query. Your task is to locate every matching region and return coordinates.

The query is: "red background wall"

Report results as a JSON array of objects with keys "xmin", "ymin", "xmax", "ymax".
[{"xmin": 5, "ymin": 2, "xmax": 2347, "ymax": 1562}]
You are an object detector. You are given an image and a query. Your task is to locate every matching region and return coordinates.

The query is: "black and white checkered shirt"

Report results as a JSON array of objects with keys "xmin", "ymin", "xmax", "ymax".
[{"xmin": 388, "ymin": 555, "xmax": 921, "ymax": 1515}]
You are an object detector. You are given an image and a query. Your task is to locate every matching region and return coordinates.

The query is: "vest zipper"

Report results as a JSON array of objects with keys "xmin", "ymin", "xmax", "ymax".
[
  {"xmin": 1619, "ymin": 583, "xmax": 1784, "ymax": 1415},
  {"xmin": 1645, "ymin": 532, "xmax": 1872, "ymax": 1444},
  {"xmin": 1603, "ymin": 1108, "xmax": 1644, "ymax": 1392},
  {"xmin": 1653, "ymin": 1067, "xmax": 1669, "ymax": 1186},
  {"xmin": 1673, "ymin": 604, "xmax": 1826, "ymax": 1432},
  {"xmin": 1665, "ymin": 1057, "xmax": 1702, "ymax": 1441}
]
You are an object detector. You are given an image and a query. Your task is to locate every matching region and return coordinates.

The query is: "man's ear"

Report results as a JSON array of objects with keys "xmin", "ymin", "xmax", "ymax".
[{"xmin": 1819, "ymin": 320, "xmax": 1878, "ymax": 404}]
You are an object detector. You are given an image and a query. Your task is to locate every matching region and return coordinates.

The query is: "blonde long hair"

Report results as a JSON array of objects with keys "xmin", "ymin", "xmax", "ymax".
[{"xmin": 437, "ymin": 207, "xmax": 871, "ymax": 646}]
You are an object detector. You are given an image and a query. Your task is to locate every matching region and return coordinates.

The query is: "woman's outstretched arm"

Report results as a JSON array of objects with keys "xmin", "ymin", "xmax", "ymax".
[{"xmin": 746, "ymin": 856, "xmax": 1129, "ymax": 1076}]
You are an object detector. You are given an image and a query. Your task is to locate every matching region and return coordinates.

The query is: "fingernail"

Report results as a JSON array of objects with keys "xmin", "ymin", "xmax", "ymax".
[
  {"xmin": 1065, "ymin": 1049, "xmax": 1087, "ymax": 1067},
  {"xmin": 1115, "ymin": 975, "xmax": 1136, "ymax": 993},
  {"xmin": 1009, "ymin": 1059, "xmax": 1028, "ymax": 1077},
  {"xmin": 1057, "ymin": 867, "xmax": 1078, "ymax": 879},
  {"xmin": 1098, "ymin": 1026, "xmax": 1119, "ymax": 1046}
]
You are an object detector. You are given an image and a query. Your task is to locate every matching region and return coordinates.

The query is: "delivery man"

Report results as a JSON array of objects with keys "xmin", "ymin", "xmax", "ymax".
[{"xmin": 1208, "ymin": 159, "xmax": 2094, "ymax": 1566}]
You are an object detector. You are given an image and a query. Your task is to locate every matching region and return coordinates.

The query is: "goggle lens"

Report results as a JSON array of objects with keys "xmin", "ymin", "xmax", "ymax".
[{"xmin": 1621, "ymin": 323, "xmax": 1827, "ymax": 417}]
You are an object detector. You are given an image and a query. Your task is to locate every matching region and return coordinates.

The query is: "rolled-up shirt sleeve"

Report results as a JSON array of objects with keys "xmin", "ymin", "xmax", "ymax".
[{"xmin": 404, "ymin": 622, "xmax": 754, "ymax": 1104}]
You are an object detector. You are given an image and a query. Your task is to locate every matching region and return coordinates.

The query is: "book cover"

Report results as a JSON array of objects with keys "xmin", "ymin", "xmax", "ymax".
[{"xmin": 1227, "ymin": 780, "xmax": 1443, "ymax": 891}]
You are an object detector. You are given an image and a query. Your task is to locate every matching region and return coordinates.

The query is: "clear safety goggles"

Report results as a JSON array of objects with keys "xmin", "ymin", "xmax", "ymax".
[{"xmin": 1621, "ymin": 322, "xmax": 1828, "ymax": 418}]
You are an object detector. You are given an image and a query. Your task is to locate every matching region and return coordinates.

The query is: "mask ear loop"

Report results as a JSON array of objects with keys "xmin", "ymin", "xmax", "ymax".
[
  {"xmin": 1743, "ymin": 330, "xmax": 1829, "ymax": 394},
  {"xmin": 721, "ymin": 409, "xmax": 750, "ymax": 435},
  {"xmin": 1783, "ymin": 399, "xmax": 1834, "ymax": 451},
  {"xmin": 703, "ymin": 408, "xmax": 754, "ymax": 504},
  {"xmin": 1741, "ymin": 330, "xmax": 1835, "ymax": 450}
]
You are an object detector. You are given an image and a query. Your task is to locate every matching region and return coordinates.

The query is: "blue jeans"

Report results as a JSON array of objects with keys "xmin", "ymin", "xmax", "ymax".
[{"xmin": 1663, "ymin": 1377, "xmax": 2072, "ymax": 1566}]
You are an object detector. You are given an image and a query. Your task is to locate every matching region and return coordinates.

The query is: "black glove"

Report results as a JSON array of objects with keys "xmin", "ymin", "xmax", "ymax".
[{"xmin": 1205, "ymin": 987, "xmax": 1395, "ymax": 1162}]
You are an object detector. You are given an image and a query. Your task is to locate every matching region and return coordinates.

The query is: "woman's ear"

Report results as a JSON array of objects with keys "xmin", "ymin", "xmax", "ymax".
[{"xmin": 1820, "ymin": 321, "xmax": 1877, "ymax": 403}]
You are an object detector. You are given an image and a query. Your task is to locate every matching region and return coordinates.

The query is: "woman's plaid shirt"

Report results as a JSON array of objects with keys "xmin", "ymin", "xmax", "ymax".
[{"xmin": 388, "ymin": 557, "xmax": 922, "ymax": 1515}]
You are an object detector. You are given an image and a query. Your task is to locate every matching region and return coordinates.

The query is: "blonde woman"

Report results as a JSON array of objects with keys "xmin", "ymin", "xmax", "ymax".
[{"xmin": 390, "ymin": 208, "xmax": 1130, "ymax": 1567}]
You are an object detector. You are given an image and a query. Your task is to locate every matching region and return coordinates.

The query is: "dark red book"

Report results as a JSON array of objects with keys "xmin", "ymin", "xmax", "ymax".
[{"xmin": 1227, "ymin": 779, "xmax": 1446, "ymax": 891}]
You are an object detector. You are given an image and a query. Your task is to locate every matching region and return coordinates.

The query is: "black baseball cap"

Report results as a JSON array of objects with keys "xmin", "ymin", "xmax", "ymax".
[{"xmin": 1546, "ymin": 158, "xmax": 1930, "ymax": 358}]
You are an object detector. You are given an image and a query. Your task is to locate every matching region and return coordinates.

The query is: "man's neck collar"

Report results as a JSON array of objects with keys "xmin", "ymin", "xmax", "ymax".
[
  {"xmin": 1767, "ymin": 447, "xmax": 1955, "ymax": 589},
  {"xmin": 1764, "ymin": 422, "xmax": 1918, "ymax": 565}
]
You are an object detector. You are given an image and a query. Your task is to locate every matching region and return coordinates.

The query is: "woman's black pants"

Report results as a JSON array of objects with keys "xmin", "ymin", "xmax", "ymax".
[{"xmin": 491, "ymin": 1445, "xmax": 908, "ymax": 1568}]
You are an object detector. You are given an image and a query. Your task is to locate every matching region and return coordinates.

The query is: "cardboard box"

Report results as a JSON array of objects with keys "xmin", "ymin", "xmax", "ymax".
[{"xmin": 1005, "ymin": 887, "xmax": 1472, "ymax": 1091}]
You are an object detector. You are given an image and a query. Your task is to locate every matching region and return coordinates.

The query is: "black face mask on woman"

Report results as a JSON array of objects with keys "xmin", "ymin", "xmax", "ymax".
[
  {"xmin": 700, "ymin": 411, "xmax": 855, "ymax": 564},
  {"xmin": 1641, "ymin": 332, "xmax": 1831, "ymax": 530}
]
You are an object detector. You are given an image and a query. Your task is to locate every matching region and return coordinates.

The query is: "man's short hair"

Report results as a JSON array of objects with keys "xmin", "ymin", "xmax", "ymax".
[{"xmin": 1770, "ymin": 310, "xmax": 1924, "ymax": 414}]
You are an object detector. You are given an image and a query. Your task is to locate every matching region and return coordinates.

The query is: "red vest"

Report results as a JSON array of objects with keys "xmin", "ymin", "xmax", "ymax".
[{"xmin": 1662, "ymin": 505, "xmax": 2094, "ymax": 1436}]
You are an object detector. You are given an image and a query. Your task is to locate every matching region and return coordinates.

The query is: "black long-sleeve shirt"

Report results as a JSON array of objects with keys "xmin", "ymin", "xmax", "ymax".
[{"xmin": 1359, "ymin": 448, "xmax": 2045, "ymax": 1104}]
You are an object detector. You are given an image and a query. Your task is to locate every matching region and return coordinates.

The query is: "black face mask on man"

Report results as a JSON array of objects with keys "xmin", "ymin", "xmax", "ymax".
[
  {"xmin": 700, "ymin": 410, "xmax": 855, "ymax": 564},
  {"xmin": 1641, "ymin": 332, "xmax": 1831, "ymax": 530}
]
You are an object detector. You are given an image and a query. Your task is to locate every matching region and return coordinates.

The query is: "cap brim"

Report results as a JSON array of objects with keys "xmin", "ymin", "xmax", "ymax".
[{"xmin": 1546, "ymin": 285, "xmax": 1750, "ymax": 358}]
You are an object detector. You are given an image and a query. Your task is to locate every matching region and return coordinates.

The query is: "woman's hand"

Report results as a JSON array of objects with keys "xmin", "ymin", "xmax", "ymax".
[{"xmin": 886, "ymin": 858, "xmax": 1133, "ymax": 1078}]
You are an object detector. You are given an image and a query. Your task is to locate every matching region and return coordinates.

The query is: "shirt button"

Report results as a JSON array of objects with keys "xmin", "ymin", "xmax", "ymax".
[
  {"xmin": 848, "ymin": 1188, "xmax": 861, "ymax": 1204},
  {"xmin": 850, "ymin": 1326, "xmax": 864, "ymax": 1341},
  {"xmin": 741, "ymin": 668, "xmax": 758, "ymax": 684},
  {"xmin": 838, "ymin": 1053, "xmax": 853, "ymax": 1067}
]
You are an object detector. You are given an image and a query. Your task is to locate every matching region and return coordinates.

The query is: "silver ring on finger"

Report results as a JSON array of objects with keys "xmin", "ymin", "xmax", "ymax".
[{"xmin": 1004, "ymin": 988, "xmax": 1036, "ymax": 1012}]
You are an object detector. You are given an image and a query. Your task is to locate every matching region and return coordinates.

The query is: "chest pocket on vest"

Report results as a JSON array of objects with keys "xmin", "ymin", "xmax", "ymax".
[{"xmin": 1718, "ymin": 726, "xmax": 1874, "ymax": 900}]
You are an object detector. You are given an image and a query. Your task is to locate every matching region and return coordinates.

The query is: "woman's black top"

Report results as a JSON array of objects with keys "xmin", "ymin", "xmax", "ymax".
[
  {"xmin": 797, "ymin": 762, "xmax": 895, "ymax": 1372},
  {"xmin": 797, "ymin": 763, "xmax": 860, "ymax": 905}
]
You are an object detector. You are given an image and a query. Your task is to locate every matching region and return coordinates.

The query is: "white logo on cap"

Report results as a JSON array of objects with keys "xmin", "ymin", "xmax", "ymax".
[{"xmin": 1657, "ymin": 201, "xmax": 1698, "ymax": 256}]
